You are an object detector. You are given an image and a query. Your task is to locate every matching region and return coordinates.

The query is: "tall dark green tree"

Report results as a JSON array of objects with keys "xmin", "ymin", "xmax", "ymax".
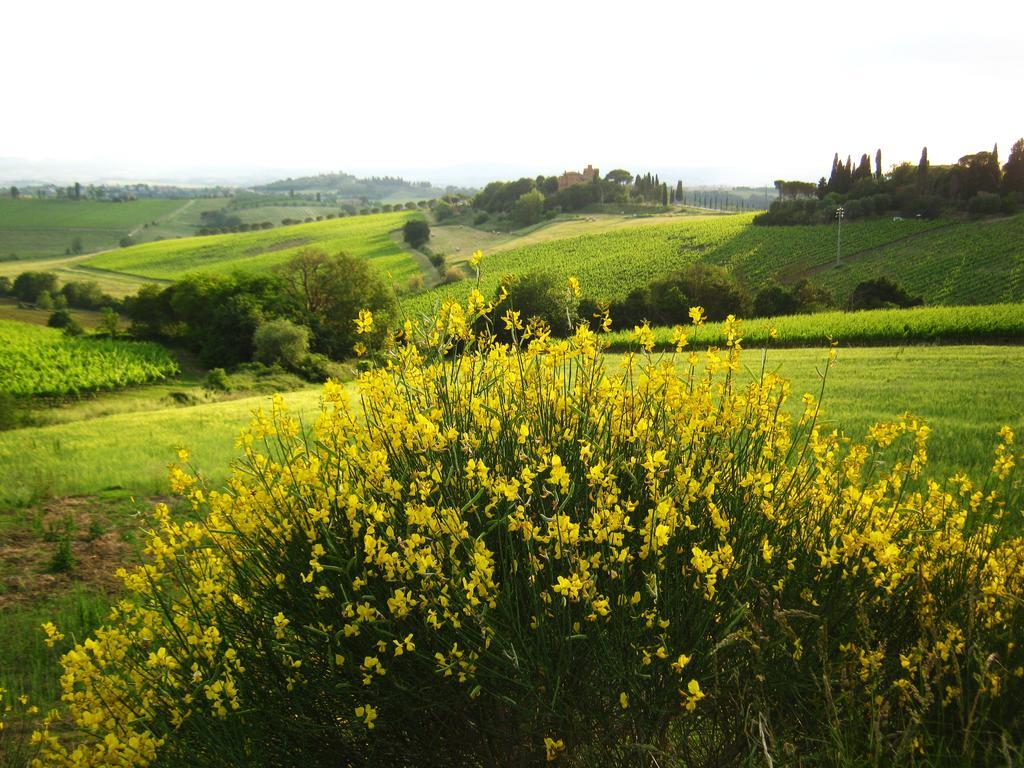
[
  {"xmin": 1001, "ymin": 138, "xmax": 1024, "ymax": 196},
  {"xmin": 875, "ymin": 149, "xmax": 882, "ymax": 179},
  {"xmin": 918, "ymin": 147, "xmax": 929, "ymax": 186},
  {"xmin": 8, "ymin": 186, "xmax": 17, "ymax": 198}
]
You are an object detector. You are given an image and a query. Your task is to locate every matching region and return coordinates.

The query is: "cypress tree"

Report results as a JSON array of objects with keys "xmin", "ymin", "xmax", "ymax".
[
  {"xmin": 918, "ymin": 147, "xmax": 929, "ymax": 183},
  {"xmin": 827, "ymin": 153, "xmax": 840, "ymax": 192},
  {"xmin": 875, "ymin": 149, "xmax": 882, "ymax": 179}
]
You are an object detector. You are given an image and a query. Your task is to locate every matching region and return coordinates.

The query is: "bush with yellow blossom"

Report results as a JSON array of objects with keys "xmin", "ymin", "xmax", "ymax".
[{"xmin": 33, "ymin": 265, "xmax": 1024, "ymax": 767}]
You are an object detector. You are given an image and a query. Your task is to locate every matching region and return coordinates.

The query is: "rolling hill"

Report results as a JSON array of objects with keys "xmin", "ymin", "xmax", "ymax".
[
  {"xmin": 403, "ymin": 213, "xmax": 1024, "ymax": 314},
  {"xmin": 84, "ymin": 210, "xmax": 417, "ymax": 281}
]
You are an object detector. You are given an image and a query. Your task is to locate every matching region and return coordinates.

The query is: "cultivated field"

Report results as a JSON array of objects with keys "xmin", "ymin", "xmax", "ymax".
[
  {"xmin": 405, "ymin": 213, "xmax": 1024, "ymax": 314},
  {"xmin": 602, "ymin": 302, "xmax": 1024, "ymax": 349},
  {"xmin": 0, "ymin": 320, "xmax": 179, "ymax": 398},
  {"xmin": 85, "ymin": 210, "xmax": 417, "ymax": 280},
  {"xmin": 0, "ymin": 197, "xmax": 228, "ymax": 260}
]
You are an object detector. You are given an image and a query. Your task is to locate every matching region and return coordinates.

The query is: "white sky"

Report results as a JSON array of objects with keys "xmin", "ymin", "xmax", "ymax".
[{"xmin": 3, "ymin": 0, "xmax": 1022, "ymax": 185}]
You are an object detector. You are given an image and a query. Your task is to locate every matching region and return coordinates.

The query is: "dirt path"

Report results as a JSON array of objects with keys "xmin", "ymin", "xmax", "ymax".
[{"xmin": 128, "ymin": 198, "xmax": 195, "ymax": 238}]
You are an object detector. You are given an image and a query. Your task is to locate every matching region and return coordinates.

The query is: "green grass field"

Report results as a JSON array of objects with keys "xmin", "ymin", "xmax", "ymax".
[
  {"xmin": 84, "ymin": 210, "xmax": 417, "ymax": 281},
  {"xmin": 1, "ymin": 345, "xmax": 1019, "ymax": 508},
  {"xmin": 0, "ymin": 388, "xmax": 322, "ymax": 506}
]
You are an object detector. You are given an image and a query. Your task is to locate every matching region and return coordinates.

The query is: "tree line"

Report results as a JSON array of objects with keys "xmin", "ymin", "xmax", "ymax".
[{"xmin": 758, "ymin": 138, "xmax": 1024, "ymax": 224}]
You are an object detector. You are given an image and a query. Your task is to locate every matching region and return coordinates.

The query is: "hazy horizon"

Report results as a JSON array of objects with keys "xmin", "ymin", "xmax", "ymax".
[{"xmin": 3, "ymin": 0, "xmax": 1021, "ymax": 189}]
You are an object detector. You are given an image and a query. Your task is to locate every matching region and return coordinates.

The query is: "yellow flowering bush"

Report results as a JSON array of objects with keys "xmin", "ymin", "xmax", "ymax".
[{"xmin": 34, "ymin": 283, "xmax": 1024, "ymax": 767}]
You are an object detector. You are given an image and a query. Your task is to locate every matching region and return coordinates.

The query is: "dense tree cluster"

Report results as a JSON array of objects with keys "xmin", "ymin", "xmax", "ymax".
[
  {"xmin": 756, "ymin": 138, "xmax": 1023, "ymax": 225},
  {"xmin": 122, "ymin": 249, "xmax": 394, "ymax": 368},
  {"xmin": 472, "ymin": 169, "xmax": 679, "ymax": 220}
]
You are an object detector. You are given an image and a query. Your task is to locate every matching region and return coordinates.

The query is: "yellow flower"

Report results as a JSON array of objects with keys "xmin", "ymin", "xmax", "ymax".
[
  {"xmin": 672, "ymin": 654, "xmax": 691, "ymax": 673},
  {"xmin": 355, "ymin": 309, "xmax": 374, "ymax": 335},
  {"xmin": 619, "ymin": 691, "xmax": 629, "ymax": 709},
  {"xmin": 40, "ymin": 622, "xmax": 64, "ymax": 648},
  {"xmin": 682, "ymin": 679, "xmax": 705, "ymax": 711},
  {"xmin": 544, "ymin": 737, "xmax": 565, "ymax": 761},
  {"xmin": 632, "ymin": 322, "xmax": 655, "ymax": 352},
  {"xmin": 355, "ymin": 704, "xmax": 378, "ymax": 729},
  {"xmin": 688, "ymin": 306, "xmax": 705, "ymax": 325},
  {"xmin": 567, "ymin": 276, "xmax": 581, "ymax": 298},
  {"xmin": 469, "ymin": 249, "xmax": 483, "ymax": 267}
]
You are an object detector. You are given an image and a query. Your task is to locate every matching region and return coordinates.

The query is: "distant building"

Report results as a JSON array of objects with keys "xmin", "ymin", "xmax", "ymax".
[{"xmin": 557, "ymin": 164, "xmax": 599, "ymax": 191}]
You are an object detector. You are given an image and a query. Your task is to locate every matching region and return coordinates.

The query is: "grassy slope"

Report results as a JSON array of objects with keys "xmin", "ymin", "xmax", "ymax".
[
  {"xmin": 0, "ymin": 388, "xmax": 323, "ymax": 506},
  {"xmin": 402, "ymin": 214, "xmax": 946, "ymax": 314},
  {"xmin": 404, "ymin": 213, "xmax": 1024, "ymax": 314},
  {"xmin": 811, "ymin": 214, "xmax": 1024, "ymax": 304},
  {"xmin": 0, "ymin": 198, "xmax": 186, "ymax": 259},
  {"xmin": 0, "ymin": 298, "xmax": 103, "ymax": 329},
  {"xmin": 2, "ymin": 345, "xmax": 1021, "ymax": 507},
  {"xmin": 85, "ymin": 210, "xmax": 417, "ymax": 280}
]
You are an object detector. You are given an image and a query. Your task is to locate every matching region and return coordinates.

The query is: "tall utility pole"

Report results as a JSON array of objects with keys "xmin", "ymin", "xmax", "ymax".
[{"xmin": 835, "ymin": 206, "xmax": 845, "ymax": 266}]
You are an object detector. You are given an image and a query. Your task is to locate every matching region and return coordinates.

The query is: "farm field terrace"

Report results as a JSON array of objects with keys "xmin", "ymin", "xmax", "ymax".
[{"xmin": 84, "ymin": 210, "xmax": 418, "ymax": 281}]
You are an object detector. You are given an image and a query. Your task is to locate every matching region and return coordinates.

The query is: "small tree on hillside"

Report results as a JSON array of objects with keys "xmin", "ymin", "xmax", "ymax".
[{"xmin": 403, "ymin": 219, "xmax": 430, "ymax": 249}]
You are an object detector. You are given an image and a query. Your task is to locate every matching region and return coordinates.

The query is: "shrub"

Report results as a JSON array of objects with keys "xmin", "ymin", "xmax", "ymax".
[
  {"xmin": 443, "ymin": 265, "xmax": 466, "ymax": 283},
  {"xmin": 36, "ymin": 290, "xmax": 54, "ymax": 310},
  {"xmin": 36, "ymin": 296, "xmax": 1024, "ymax": 767},
  {"xmin": 1003, "ymin": 192, "xmax": 1021, "ymax": 215},
  {"xmin": 968, "ymin": 191, "xmax": 1003, "ymax": 215},
  {"xmin": 47, "ymin": 309, "xmax": 84, "ymax": 336},
  {"xmin": 253, "ymin": 318, "xmax": 311, "ymax": 369},
  {"xmin": 12, "ymin": 271, "xmax": 58, "ymax": 303},
  {"xmin": 624, "ymin": 263, "xmax": 751, "ymax": 326},
  {"xmin": 62, "ymin": 279, "xmax": 107, "ymax": 310},
  {"xmin": 434, "ymin": 201, "xmax": 455, "ymax": 221},
  {"xmin": 848, "ymin": 277, "xmax": 923, "ymax": 310},
  {"xmin": 407, "ymin": 274, "xmax": 425, "ymax": 294},
  {"xmin": 473, "ymin": 212, "xmax": 490, "ymax": 225},
  {"xmin": 403, "ymin": 219, "xmax": 430, "ymax": 249},
  {"xmin": 495, "ymin": 271, "xmax": 574, "ymax": 337},
  {"xmin": 753, "ymin": 284, "xmax": 799, "ymax": 317},
  {"xmin": 204, "ymin": 367, "xmax": 231, "ymax": 391}
]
